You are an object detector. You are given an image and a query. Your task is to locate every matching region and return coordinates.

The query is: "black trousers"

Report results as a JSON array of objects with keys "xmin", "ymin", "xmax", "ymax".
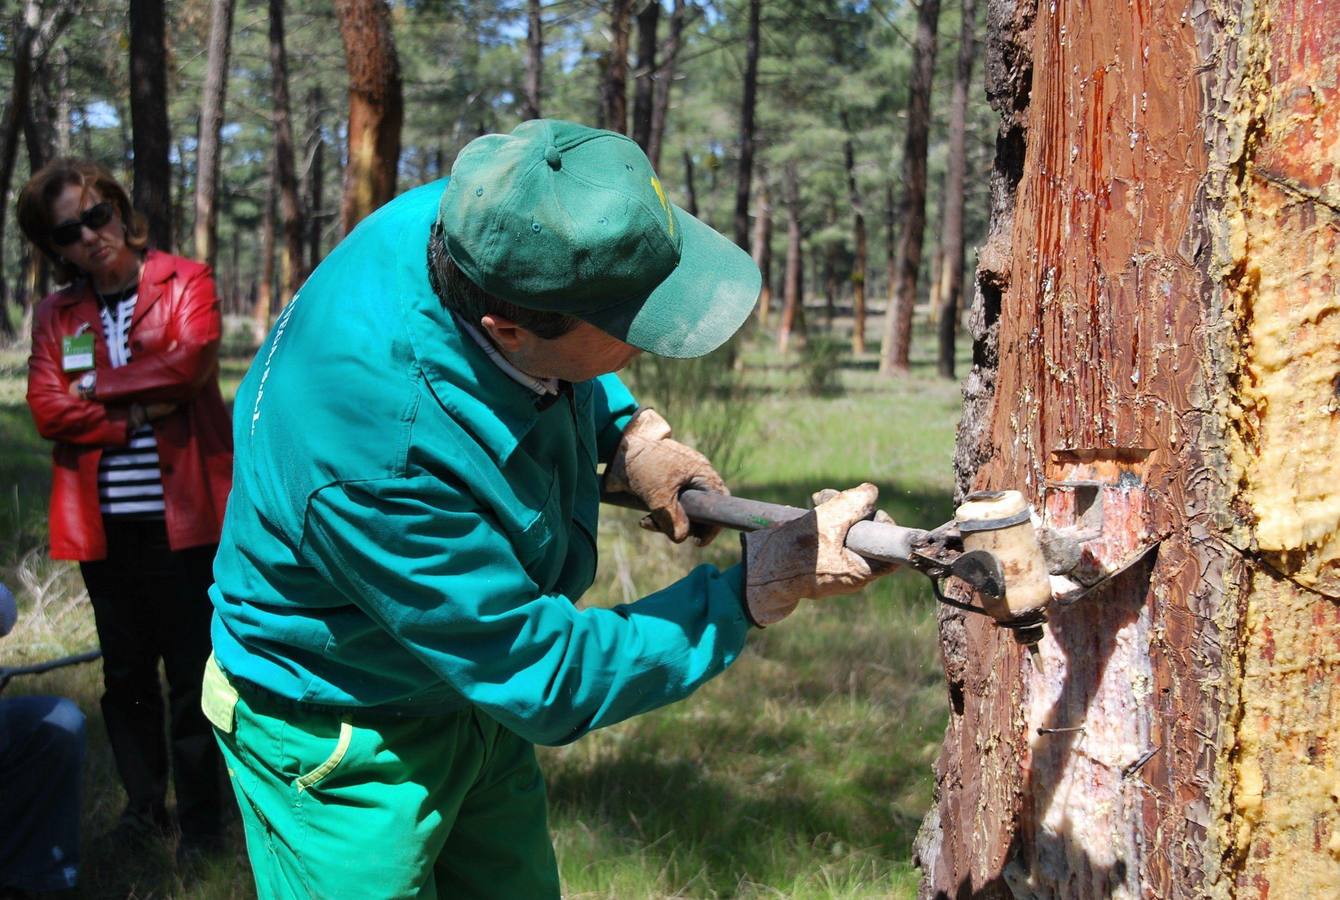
[{"xmin": 79, "ymin": 519, "xmax": 222, "ymax": 840}]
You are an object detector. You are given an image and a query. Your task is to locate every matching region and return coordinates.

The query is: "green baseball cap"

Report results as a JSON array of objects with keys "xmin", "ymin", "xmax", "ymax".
[{"xmin": 437, "ymin": 119, "xmax": 760, "ymax": 359}]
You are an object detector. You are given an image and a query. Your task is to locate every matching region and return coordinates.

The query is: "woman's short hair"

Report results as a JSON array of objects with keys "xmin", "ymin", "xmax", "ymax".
[
  {"xmin": 16, "ymin": 157, "xmax": 149, "ymax": 285},
  {"xmin": 426, "ymin": 224, "xmax": 579, "ymax": 341}
]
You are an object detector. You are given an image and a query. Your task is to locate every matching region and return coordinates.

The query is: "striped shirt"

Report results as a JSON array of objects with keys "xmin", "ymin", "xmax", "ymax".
[{"xmin": 96, "ymin": 286, "xmax": 165, "ymax": 517}]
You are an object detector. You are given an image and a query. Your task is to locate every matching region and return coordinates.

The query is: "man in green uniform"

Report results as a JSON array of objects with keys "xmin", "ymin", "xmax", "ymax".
[{"xmin": 205, "ymin": 119, "xmax": 893, "ymax": 898}]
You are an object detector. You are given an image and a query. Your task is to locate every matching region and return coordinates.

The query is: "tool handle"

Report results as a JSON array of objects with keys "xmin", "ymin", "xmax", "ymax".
[{"xmin": 601, "ymin": 489, "xmax": 931, "ymax": 566}]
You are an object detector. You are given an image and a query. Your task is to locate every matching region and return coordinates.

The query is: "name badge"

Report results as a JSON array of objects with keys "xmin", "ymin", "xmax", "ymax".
[{"xmin": 61, "ymin": 330, "xmax": 95, "ymax": 373}]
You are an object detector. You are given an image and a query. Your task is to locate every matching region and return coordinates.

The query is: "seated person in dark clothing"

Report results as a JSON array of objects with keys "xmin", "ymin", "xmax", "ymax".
[{"xmin": 0, "ymin": 581, "xmax": 86, "ymax": 897}]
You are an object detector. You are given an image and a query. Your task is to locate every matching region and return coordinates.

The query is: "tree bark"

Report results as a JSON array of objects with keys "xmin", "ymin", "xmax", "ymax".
[
  {"xmin": 334, "ymin": 0, "xmax": 403, "ymax": 234},
  {"xmin": 524, "ymin": 0, "xmax": 543, "ymax": 119},
  {"xmin": 752, "ymin": 173, "xmax": 772, "ymax": 328},
  {"xmin": 647, "ymin": 0, "xmax": 685, "ymax": 170},
  {"xmin": 841, "ymin": 114, "xmax": 868, "ymax": 354},
  {"xmin": 934, "ymin": 0, "xmax": 977, "ymax": 379},
  {"xmin": 630, "ymin": 0, "xmax": 659, "ymax": 153},
  {"xmin": 599, "ymin": 0, "xmax": 633, "ymax": 135},
  {"xmin": 879, "ymin": 0, "xmax": 941, "ymax": 375},
  {"xmin": 777, "ymin": 162, "xmax": 802, "ymax": 354},
  {"xmin": 919, "ymin": 0, "xmax": 1340, "ymax": 895},
  {"xmin": 193, "ymin": 0, "xmax": 235, "ymax": 267},
  {"xmin": 0, "ymin": 0, "xmax": 72, "ymax": 336},
  {"xmin": 253, "ymin": 152, "xmax": 277, "ymax": 341},
  {"xmin": 681, "ymin": 149, "xmax": 698, "ymax": 217},
  {"xmin": 270, "ymin": 0, "xmax": 304, "ymax": 302},
  {"xmin": 733, "ymin": 0, "xmax": 761, "ymax": 250},
  {"xmin": 129, "ymin": 0, "xmax": 173, "ymax": 251}
]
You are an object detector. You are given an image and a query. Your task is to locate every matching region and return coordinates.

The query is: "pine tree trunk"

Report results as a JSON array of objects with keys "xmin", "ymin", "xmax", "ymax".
[
  {"xmin": 681, "ymin": 150, "xmax": 698, "ymax": 217},
  {"xmin": 733, "ymin": 0, "xmax": 761, "ymax": 250},
  {"xmin": 599, "ymin": 0, "xmax": 633, "ymax": 135},
  {"xmin": 752, "ymin": 174, "xmax": 772, "ymax": 328},
  {"xmin": 524, "ymin": 0, "xmax": 543, "ymax": 119},
  {"xmin": 129, "ymin": 0, "xmax": 173, "ymax": 251},
  {"xmin": 630, "ymin": 0, "xmax": 659, "ymax": 153},
  {"xmin": 918, "ymin": 0, "xmax": 1340, "ymax": 895},
  {"xmin": 270, "ymin": 0, "xmax": 304, "ymax": 302},
  {"xmin": 193, "ymin": 0, "xmax": 235, "ymax": 267},
  {"xmin": 335, "ymin": 0, "xmax": 403, "ymax": 234},
  {"xmin": 647, "ymin": 0, "xmax": 685, "ymax": 170},
  {"xmin": 935, "ymin": 0, "xmax": 977, "ymax": 379},
  {"xmin": 778, "ymin": 162, "xmax": 802, "ymax": 354},
  {"xmin": 841, "ymin": 115, "xmax": 868, "ymax": 355},
  {"xmin": 253, "ymin": 153, "xmax": 277, "ymax": 341},
  {"xmin": 880, "ymin": 0, "xmax": 941, "ymax": 376},
  {"xmin": 306, "ymin": 90, "xmax": 326, "ymax": 272}
]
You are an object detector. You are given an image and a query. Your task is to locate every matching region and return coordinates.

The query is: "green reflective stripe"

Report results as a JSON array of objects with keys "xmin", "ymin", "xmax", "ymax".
[
  {"xmin": 201, "ymin": 654, "xmax": 239, "ymax": 734},
  {"xmin": 295, "ymin": 719, "xmax": 353, "ymax": 792}
]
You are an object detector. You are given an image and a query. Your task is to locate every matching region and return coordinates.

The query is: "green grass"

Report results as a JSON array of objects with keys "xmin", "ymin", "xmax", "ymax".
[{"xmin": 0, "ymin": 322, "xmax": 964, "ymax": 898}]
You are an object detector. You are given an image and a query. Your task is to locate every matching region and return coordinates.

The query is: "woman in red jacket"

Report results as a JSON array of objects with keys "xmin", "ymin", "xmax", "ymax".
[{"xmin": 18, "ymin": 159, "xmax": 232, "ymax": 858}]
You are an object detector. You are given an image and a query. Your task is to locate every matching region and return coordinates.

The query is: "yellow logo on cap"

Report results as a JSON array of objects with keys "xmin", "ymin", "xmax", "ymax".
[{"xmin": 649, "ymin": 176, "xmax": 674, "ymax": 237}]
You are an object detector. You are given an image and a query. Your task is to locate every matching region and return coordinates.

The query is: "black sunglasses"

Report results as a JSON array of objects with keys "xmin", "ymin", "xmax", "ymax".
[{"xmin": 50, "ymin": 202, "xmax": 115, "ymax": 247}]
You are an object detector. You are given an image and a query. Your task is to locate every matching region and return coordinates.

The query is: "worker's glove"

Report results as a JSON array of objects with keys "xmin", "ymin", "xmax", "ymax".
[
  {"xmin": 741, "ymin": 483, "xmax": 894, "ymax": 626},
  {"xmin": 604, "ymin": 408, "xmax": 729, "ymax": 545}
]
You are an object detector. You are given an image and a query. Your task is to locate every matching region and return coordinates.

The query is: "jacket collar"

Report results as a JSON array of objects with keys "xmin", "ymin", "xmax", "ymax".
[
  {"xmin": 392, "ymin": 181, "xmax": 549, "ymax": 465},
  {"xmin": 49, "ymin": 249, "xmax": 174, "ymax": 329}
]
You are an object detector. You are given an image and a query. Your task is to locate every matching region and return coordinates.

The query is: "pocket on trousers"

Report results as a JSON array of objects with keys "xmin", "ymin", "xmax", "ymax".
[{"xmin": 293, "ymin": 718, "xmax": 354, "ymax": 792}]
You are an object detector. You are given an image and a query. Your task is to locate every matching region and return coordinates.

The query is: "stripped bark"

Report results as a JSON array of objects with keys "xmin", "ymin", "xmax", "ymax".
[
  {"xmin": 334, "ymin": 0, "xmax": 402, "ymax": 234},
  {"xmin": 921, "ymin": 0, "xmax": 1340, "ymax": 895}
]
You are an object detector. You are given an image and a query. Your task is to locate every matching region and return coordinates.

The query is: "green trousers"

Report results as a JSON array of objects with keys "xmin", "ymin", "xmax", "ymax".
[{"xmin": 204, "ymin": 657, "xmax": 559, "ymax": 899}]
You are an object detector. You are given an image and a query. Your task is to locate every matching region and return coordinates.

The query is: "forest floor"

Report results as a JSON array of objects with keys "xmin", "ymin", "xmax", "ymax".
[{"xmin": 0, "ymin": 317, "xmax": 966, "ymax": 899}]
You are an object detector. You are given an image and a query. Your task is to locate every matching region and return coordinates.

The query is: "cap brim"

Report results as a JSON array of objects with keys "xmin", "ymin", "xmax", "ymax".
[{"xmin": 581, "ymin": 205, "xmax": 761, "ymax": 359}]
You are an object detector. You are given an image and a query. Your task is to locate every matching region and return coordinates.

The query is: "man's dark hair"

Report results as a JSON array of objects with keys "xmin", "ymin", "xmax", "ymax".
[{"xmin": 427, "ymin": 225, "xmax": 579, "ymax": 340}]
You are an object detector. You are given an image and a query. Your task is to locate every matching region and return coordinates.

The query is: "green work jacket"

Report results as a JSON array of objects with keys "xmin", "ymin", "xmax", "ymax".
[{"xmin": 209, "ymin": 180, "xmax": 751, "ymax": 746}]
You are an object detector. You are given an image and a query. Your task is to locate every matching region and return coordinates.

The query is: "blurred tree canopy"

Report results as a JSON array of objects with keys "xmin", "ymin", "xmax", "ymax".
[{"xmin": 0, "ymin": 0, "xmax": 996, "ymax": 368}]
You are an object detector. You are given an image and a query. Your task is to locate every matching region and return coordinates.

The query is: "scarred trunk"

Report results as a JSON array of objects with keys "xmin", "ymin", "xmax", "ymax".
[
  {"xmin": 919, "ymin": 0, "xmax": 1340, "ymax": 896},
  {"xmin": 335, "ymin": 0, "xmax": 402, "ymax": 234}
]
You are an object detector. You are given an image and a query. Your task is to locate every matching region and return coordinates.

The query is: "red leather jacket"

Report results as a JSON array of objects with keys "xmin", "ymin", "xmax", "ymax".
[{"xmin": 26, "ymin": 250, "xmax": 233, "ymax": 561}]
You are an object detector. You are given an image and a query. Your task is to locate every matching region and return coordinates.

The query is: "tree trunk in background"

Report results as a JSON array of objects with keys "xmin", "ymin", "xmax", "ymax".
[
  {"xmin": 841, "ymin": 114, "xmax": 868, "ymax": 354},
  {"xmin": 524, "ymin": 0, "xmax": 543, "ymax": 119},
  {"xmin": 630, "ymin": 0, "xmax": 659, "ymax": 153},
  {"xmin": 733, "ymin": 0, "xmax": 761, "ymax": 250},
  {"xmin": 129, "ymin": 0, "xmax": 173, "ymax": 251},
  {"xmin": 752, "ymin": 174, "xmax": 772, "ymax": 328},
  {"xmin": 777, "ymin": 162, "xmax": 802, "ymax": 354},
  {"xmin": 647, "ymin": 0, "xmax": 684, "ymax": 170},
  {"xmin": 884, "ymin": 181, "xmax": 898, "ymax": 332},
  {"xmin": 681, "ymin": 150, "xmax": 697, "ymax": 216},
  {"xmin": 934, "ymin": 0, "xmax": 977, "ymax": 380},
  {"xmin": 335, "ymin": 0, "xmax": 402, "ymax": 234},
  {"xmin": 599, "ymin": 0, "xmax": 633, "ymax": 135},
  {"xmin": 0, "ymin": 0, "xmax": 71, "ymax": 337},
  {"xmin": 879, "ymin": 0, "xmax": 940, "ymax": 375},
  {"xmin": 306, "ymin": 87, "xmax": 326, "ymax": 271},
  {"xmin": 270, "ymin": 0, "xmax": 305, "ymax": 302},
  {"xmin": 253, "ymin": 154, "xmax": 277, "ymax": 340},
  {"xmin": 54, "ymin": 46, "xmax": 71, "ymax": 156},
  {"xmin": 193, "ymin": 0, "xmax": 235, "ymax": 267},
  {"xmin": 917, "ymin": 0, "xmax": 1340, "ymax": 895}
]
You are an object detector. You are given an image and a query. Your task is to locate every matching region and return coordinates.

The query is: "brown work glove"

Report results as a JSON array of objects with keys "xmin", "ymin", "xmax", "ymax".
[
  {"xmin": 741, "ymin": 483, "xmax": 894, "ymax": 626},
  {"xmin": 603, "ymin": 408, "xmax": 729, "ymax": 545}
]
